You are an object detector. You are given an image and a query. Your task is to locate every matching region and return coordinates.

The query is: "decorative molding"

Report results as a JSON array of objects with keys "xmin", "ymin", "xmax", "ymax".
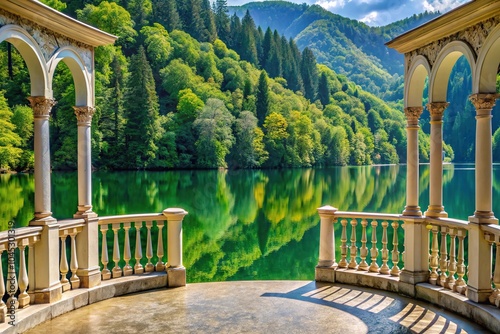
[
  {"xmin": 469, "ymin": 93, "xmax": 500, "ymax": 110},
  {"xmin": 74, "ymin": 106, "xmax": 95, "ymax": 125},
  {"xmin": 427, "ymin": 102, "xmax": 449, "ymax": 120},
  {"xmin": 404, "ymin": 107, "xmax": 423, "ymax": 121},
  {"xmin": 28, "ymin": 96, "xmax": 56, "ymax": 118}
]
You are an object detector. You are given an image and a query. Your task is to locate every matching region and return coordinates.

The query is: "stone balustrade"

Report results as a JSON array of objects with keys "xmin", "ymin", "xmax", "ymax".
[
  {"xmin": 58, "ymin": 218, "xmax": 86, "ymax": 293},
  {"xmin": 482, "ymin": 224, "xmax": 500, "ymax": 308},
  {"xmin": 0, "ymin": 226, "xmax": 43, "ymax": 323}
]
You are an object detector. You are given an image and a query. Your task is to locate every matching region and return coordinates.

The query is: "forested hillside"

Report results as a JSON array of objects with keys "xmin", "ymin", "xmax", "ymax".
[{"xmin": 0, "ymin": 0, "xmax": 442, "ymax": 172}]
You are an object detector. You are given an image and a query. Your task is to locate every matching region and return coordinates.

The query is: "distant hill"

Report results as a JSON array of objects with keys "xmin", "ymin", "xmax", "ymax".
[{"xmin": 229, "ymin": 1, "xmax": 439, "ymax": 99}]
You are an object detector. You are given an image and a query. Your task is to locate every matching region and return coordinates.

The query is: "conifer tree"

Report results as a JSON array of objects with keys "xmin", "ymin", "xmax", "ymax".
[
  {"xmin": 152, "ymin": 0, "xmax": 181, "ymax": 32},
  {"xmin": 256, "ymin": 71, "xmax": 269, "ymax": 127},
  {"xmin": 228, "ymin": 13, "xmax": 242, "ymax": 54},
  {"xmin": 215, "ymin": 0, "xmax": 230, "ymax": 43},
  {"xmin": 123, "ymin": 46, "xmax": 160, "ymax": 168},
  {"xmin": 240, "ymin": 10, "xmax": 258, "ymax": 65},
  {"xmin": 301, "ymin": 47, "xmax": 318, "ymax": 101},
  {"xmin": 261, "ymin": 27, "xmax": 272, "ymax": 69},
  {"xmin": 200, "ymin": 0, "xmax": 217, "ymax": 42},
  {"xmin": 317, "ymin": 72, "xmax": 330, "ymax": 106}
]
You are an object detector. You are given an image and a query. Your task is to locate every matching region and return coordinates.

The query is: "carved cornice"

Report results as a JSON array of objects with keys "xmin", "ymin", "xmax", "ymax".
[
  {"xmin": 74, "ymin": 106, "xmax": 95, "ymax": 125},
  {"xmin": 28, "ymin": 96, "xmax": 56, "ymax": 118},
  {"xmin": 469, "ymin": 93, "xmax": 500, "ymax": 110},
  {"xmin": 427, "ymin": 102, "xmax": 449, "ymax": 120},
  {"xmin": 404, "ymin": 107, "xmax": 423, "ymax": 121}
]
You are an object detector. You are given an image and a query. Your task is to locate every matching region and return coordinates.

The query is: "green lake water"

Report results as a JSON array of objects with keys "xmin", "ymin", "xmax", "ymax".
[{"xmin": 0, "ymin": 164, "xmax": 493, "ymax": 282}]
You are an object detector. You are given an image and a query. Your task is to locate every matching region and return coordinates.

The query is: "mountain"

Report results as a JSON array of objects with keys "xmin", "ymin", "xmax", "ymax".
[{"xmin": 229, "ymin": 2, "xmax": 440, "ymax": 100}]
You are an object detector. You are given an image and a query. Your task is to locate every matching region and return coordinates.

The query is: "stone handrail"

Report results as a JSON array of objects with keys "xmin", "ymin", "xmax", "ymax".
[
  {"xmin": 97, "ymin": 208, "xmax": 188, "ymax": 287},
  {"xmin": 482, "ymin": 224, "xmax": 500, "ymax": 307}
]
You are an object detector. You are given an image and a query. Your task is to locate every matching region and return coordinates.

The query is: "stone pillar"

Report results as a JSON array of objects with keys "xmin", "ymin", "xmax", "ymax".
[
  {"xmin": 73, "ymin": 106, "xmax": 100, "ymax": 288},
  {"xmin": 467, "ymin": 93, "xmax": 499, "ymax": 303},
  {"xmin": 403, "ymin": 107, "xmax": 423, "ymax": 217},
  {"xmin": 28, "ymin": 96, "xmax": 56, "ymax": 220},
  {"xmin": 163, "ymin": 208, "xmax": 188, "ymax": 287},
  {"xmin": 315, "ymin": 206, "xmax": 338, "ymax": 282},
  {"xmin": 28, "ymin": 97, "xmax": 62, "ymax": 303},
  {"xmin": 424, "ymin": 102, "xmax": 449, "ymax": 218}
]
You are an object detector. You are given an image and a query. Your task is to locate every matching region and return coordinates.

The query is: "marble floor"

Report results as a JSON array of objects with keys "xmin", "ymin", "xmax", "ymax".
[{"xmin": 25, "ymin": 281, "xmax": 491, "ymax": 334}]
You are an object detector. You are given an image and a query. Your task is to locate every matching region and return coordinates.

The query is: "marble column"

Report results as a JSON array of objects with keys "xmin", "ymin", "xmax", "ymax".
[
  {"xmin": 403, "ymin": 106, "xmax": 423, "ymax": 217},
  {"xmin": 28, "ymin": 96, "xmax": 56, "ymax": 220},
  {"xmin": 424, "ymin": 102, "xmax": 449, "ymax": 218}
]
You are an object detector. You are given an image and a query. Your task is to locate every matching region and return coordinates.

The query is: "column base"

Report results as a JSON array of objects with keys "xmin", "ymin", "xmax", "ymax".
[
  {"xmin": 73, "ymin": 209, "xmax": 97, "ymax": 219},
  {"xmin": 424, "ymin": 205, "xmax": 447, "ymax": 218},
  {"xmin": 315, "ymin": 265, "xmax": 336, "ymax": 283},
  {"xmin": 469, "ymin": 212, "xmax": 497, "ymax": 224},
  {"xmin": 33, "ymin": 282, "xmax": 62, "ymax": 304},
  {"xmin": 467, "ymin": 286, "xmax": 492, "ymax": 303},
  {"xmin": 402, "ymin": 206, "xmax": 422, "ymax": 217},
  {"xmin": 77, "ymin": 266, "xmax": 101, "ymax": 288},
  {"xmin": 399, "ymin": 269, "xmax": 429, "ymax": 285},
  {"xmin": 167, "ymin": 266, "xmax": 186, "ymax": 287}
]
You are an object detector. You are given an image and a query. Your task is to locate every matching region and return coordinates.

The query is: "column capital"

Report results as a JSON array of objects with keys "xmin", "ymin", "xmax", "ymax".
[
  {"xmin": 404, "ymin": 106, "xmax": 423, "ymax": 126},
  {"xmin": 74, "ymin": 106, "xmax": 95, "ymax": 126},
  {"xmin": 28, "ymin": 96, "xmax": 57, "ymax": 119},
  {"xmin": 426, "ymin": 102, "xmax": 449, "ymax": 121},
  {"xmin": 469, "ymin": 93, "xmax": 500, "ymax": 111}
]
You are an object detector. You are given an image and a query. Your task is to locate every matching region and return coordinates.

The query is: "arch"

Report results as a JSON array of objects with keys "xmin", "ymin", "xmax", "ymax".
[
  {"xmin": 48, "ymin": 46, "xmax": 92, "ymax": 106},
  {"xmin": 405, "ymin": 55, "xmax": 430, "ymax": 108},
  {"xmin": 475, "ymin": 24, "xmax": 500, "ymax": 94},
  {"xmin": 0, "ymin": 25, "xmax": 49, "ymax": 97},
  {"xmin": 429, "ymin": 41, "xmax": 476, "ymax": 102}
]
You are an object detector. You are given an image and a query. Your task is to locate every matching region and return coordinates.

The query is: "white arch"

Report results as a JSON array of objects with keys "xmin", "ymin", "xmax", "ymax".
[
  {"xmin": 429, "ymin": 41, "xmax": 476, "ymax": 102},
  {"xmin": 475, "ymin": 24, "xmax": 500, "ymax": 94},
  {"xmin": 405, "ymin": 55, "xmax": 430, "ymax": 108},
  {"xmin": 48, "ymin": 46, "xmax": 92, "ymax": 106},
  {"xmin": 0, "ymin": 25, "xmax": 49, "ymax": 97}
]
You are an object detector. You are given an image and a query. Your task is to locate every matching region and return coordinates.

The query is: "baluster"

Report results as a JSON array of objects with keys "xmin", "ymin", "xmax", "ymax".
[
  {"xmin": 446, "ymin": 228, "xmax": 457, "ymax": 290},
  {"xmin": 369, "ymin": 220, "xmax": 379, "ymax": 272},
  {"xmin": 348, "ymin": 219, "xmax": 358, "ymax": 269},
  {"xmin": 429, "ymin": 225, "xmax": 439, "ymax": 285},
  {"xmin": 69, "ymin": 230, "xmax": 80, "ymax": 289},
  {"xmin": 27, "ymin": 237, "xmax": 36, "ymax": 302},
  {"xmin": 134, "ymin": 222, "xmax": 144, "ymax": 274},
  {"xmin": 17, "ymin": 240, "xmax": 29, "ymax": 308},
  {"xmin": 390, "ymin": 221, "xmax": 401, "ymax": 276},
  {"xmin": 155, "ymin": 221, "xmax": 165, "ymax": 271},
  {"xmin": 7, "ymin": 243, "xmax": 18, "ymax": 311},
  {"xmin": 145, "ymin": 221, "xmax": 154, "ymax": 272},
  {"xmin": 112, "ymin": 223, "xmax": 122, "ymax": 278},
  {"xmin": 455, "ymin": 229, "xmax": 467, "ymax": 294},
  {"xmin": 438, "ymin": 226, "xmax": 448, "ymax": 287},
  {"xmin": 123, "ymin": 223, "xmax": 133, "ymax": 276},
  {"xmin": 0, "ymin": 249, "xmax": 5, "ymax": 322},
  {"xmin": 490, "ymin": 238, "xmax": 500, "ymax": 307},
  {"xmin": 100, "ymin": 225, "xmax": 111, "ymax": 280},
  {"xmin": 338, "ymin": 219, "xmax": 348, "ymax": 268},
  {"xmin": 379, "ymin": 221, "xmax": 390, "ymax": 274},
  {"xmin": 358, "ymin": 219, "xmax": 369, "ymax": 270},
  {"xmin": 60, "ymin": 234, "xmax": 70, "ymax": 291}
]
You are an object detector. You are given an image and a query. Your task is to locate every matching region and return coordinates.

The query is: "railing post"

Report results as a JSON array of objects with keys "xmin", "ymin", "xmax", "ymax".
[
  {"xmin": 75, "ymin": 214, "xmax": 101, "ymax": 288},
  {"xmin": 399, "ymin": 217, "xmax": 428, "ymax": 297},
  {"xmin": 163, "ymin": 208, "xmax": 188, "ymax": 288},
  {"xmin": 315, "ymin": 206, "xmax": 338, "ymax": 283}
]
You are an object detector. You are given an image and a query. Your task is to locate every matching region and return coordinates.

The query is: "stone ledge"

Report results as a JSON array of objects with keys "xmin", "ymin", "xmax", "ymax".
[
  {"xmin": 326, "ymin": 268, "xmax": 399, "ymax": 293},
  {"xmin": 0, "ymin": 272, "xmax": 168, "ymax": 334}
]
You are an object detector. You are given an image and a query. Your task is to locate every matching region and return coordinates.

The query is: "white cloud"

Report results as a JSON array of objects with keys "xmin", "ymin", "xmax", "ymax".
[
  {"xmin": 360, "ymin": 11, "xmax": 378, "ymax": 24},
  {"xmin": 423, "ymin": 0, "xmax": 464, "ymax": 13},
  {"xmin": 315, "ymin": 0, "xmax": 348, "ymax": 10}
]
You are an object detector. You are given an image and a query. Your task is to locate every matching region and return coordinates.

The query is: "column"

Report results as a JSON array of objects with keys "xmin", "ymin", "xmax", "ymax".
[
  {"xmin": 424, "ymin": 102, "xmax": 449, "ymax": 218},
  {"xmin": 28, "ymin": 96, "xmax": 56, "ymax": 220},
  {"xmin": 315, "ymin": 206, "xmax": 338, "ymax": 283},
  {"xmin": 403, "ymin": 106, "xmax": 423, "ymax": 217},
  {"xmin": 28, "ymin": 97, "xmax": 61, "ymax": 303},
  {"xmin": 467, "ymin": 93, "xmax": 499, "ymax": 303},
  {"xmin": 73, "ymin": 106, "xmax": 101, "ymax": 288},
  {"xmin": 163, "ymin": 208, "xmax": 188, "ymax": 287}
]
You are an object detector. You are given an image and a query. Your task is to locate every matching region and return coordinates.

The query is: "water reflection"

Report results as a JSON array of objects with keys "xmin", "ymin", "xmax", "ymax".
[{"xmin": 0, "ymin": 165, "xmax": 491, "ymax": 282}]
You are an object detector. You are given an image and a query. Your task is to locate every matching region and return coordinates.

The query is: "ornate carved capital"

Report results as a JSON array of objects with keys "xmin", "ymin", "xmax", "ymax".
[
  {"xmin": 28, "ymin": 96, "xmax": 57, "ymax": 118},
  {"xmin": 404, "ymin": 106, "xmax": 423, "ymax": 121},
  {"xmin": 469, "ymin": 93, "xmax": 500, "ymax": 111},
  {"xmin": 74, "ymin": 106, "xmax": 95, "ymax": 125},
  {"xmin": 427, "ymin": 102, "xmax": 449, "ymax": 121}
]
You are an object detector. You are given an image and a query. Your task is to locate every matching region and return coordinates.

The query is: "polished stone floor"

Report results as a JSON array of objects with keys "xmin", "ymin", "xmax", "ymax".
[{"xmin": 25, "ymin": 281, "xmax": 490, "ymax": 334}]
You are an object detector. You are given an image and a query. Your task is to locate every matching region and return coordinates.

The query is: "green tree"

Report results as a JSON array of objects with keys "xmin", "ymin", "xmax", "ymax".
[
  {"xmin": 240, "ymin": 10, "xmax": 258, "ymax": 65},
  {"xmin": 0, "ymin": 92, "xmax": 22, "ymax": 170},
  {"xmin": 152, "ymin": 0, "xmax": 182, "ymax": 31},
  {"xmin": 263, "ymin": 112, "xmax": 288, "ymax": 167},
  {"xmin": 256, "ymin": 71, "xmax": 269, "ymax": 127},
  {"xmin": 193, "ymin": 98, "xmax": 235, "ymax": 168},
  {"xmin": 123, "ymin": 46, "xmax": 160, "ymax": 168},
  {"xmin": 11, "ymin": 105, "xmax": 34, "ymax": 171},
  {"xmin": 40, "ymin": 0, "xmax": 67, "ymax": 11},
  {"xmin": 300, "ymin": 47, "xmax": 318, "ymax": 101},
  {"xmin": 316, "ymin": 72, "xmax": 330, "ymax": 106},
  {"xmin": 128, "ymin": 0, "xmax": 153, "ymax": 29},
  {"xmin": 215, "ymin": 0, "xmax": 230, "ymax": 42},
  {"xmin": 231, "ymin": 111, "xmax": 268, "ymax": 168}
]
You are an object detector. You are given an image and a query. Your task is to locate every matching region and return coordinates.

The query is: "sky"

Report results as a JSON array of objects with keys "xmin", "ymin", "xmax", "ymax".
[{"xmin": 227, "ymin": 0, "xmax": 469, "ymax": 26}]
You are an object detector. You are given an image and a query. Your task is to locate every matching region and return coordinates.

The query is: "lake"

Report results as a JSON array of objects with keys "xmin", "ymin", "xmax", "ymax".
[{"xmin": 0, "ymin": 164, "xmax": 494, "ymax": 282}]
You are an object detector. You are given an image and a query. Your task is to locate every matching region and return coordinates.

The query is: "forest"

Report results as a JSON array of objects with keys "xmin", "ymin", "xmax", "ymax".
[{"xmin": 0, "ymin": 0, "xmax": 455, "ymax": 171}]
